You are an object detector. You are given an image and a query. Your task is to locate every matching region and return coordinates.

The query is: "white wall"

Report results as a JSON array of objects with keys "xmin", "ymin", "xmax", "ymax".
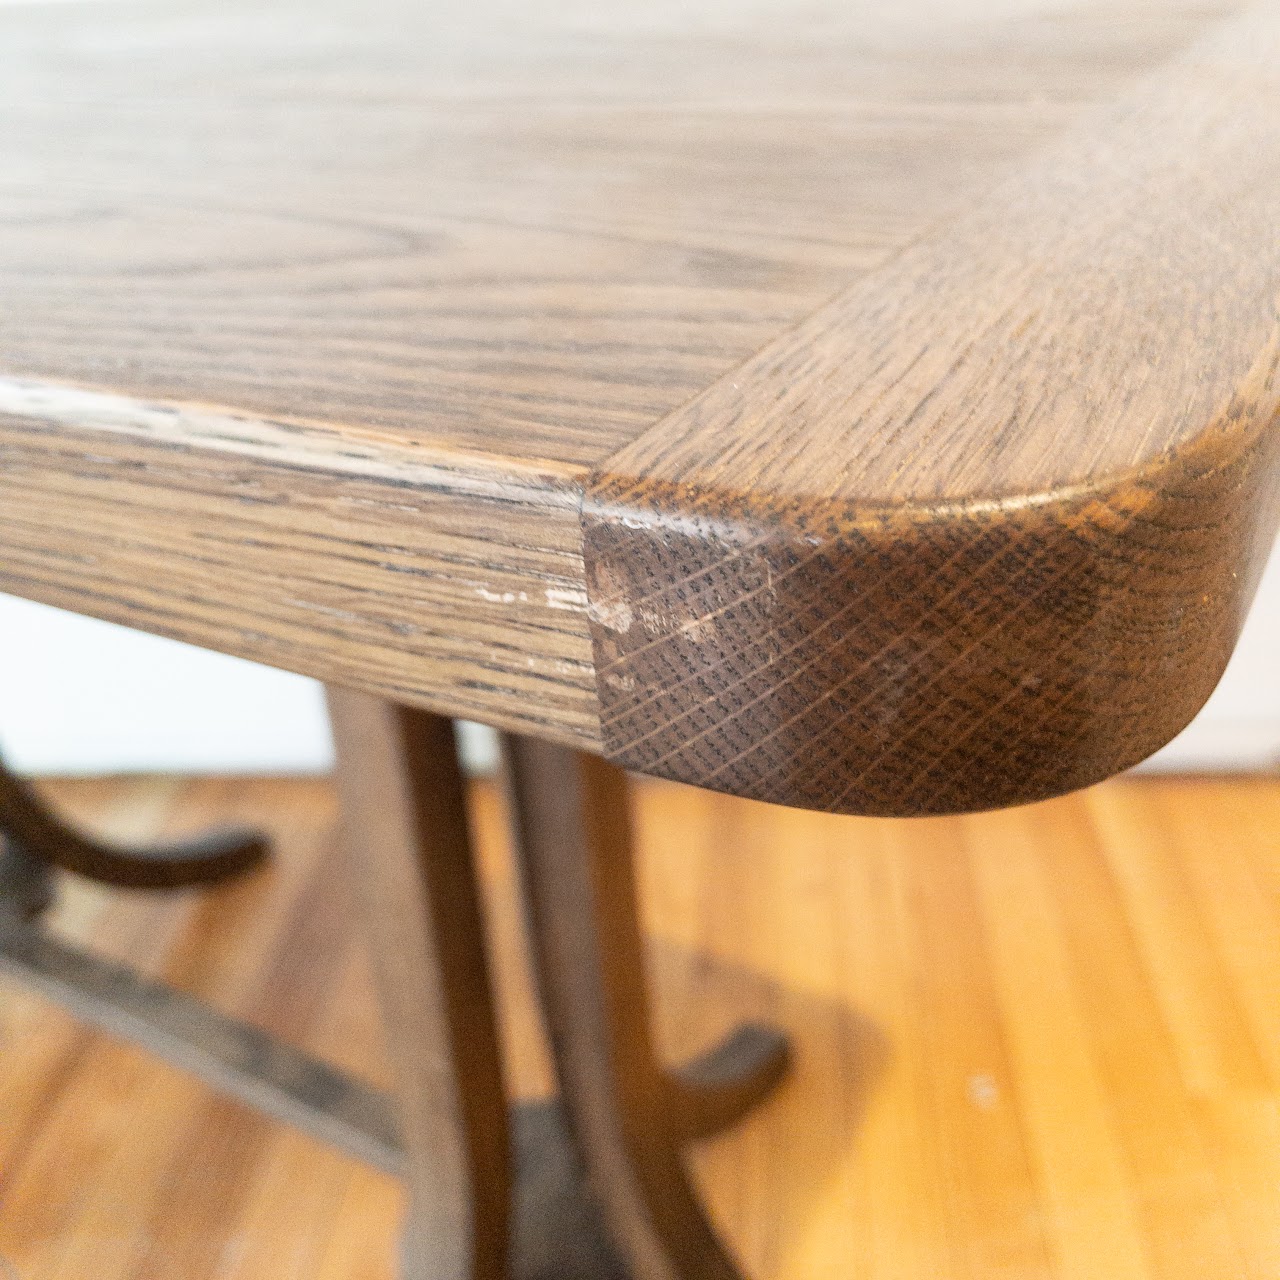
[
  {"xmin": 1142, "ymin": 536, "xmax": 1280, "ymax": 771},
  {"xmin": 0, "ymin": 599, "xmax": 498, "ymax": 776},
  {"xmin": 1, "ymin": 537, "xmax": 1278, "ymax": 777}
]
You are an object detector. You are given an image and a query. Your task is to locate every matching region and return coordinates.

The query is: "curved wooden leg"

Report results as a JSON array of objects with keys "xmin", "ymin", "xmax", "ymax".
[
  {"xmin": 326, "ymin": 691, "xmax": 511, "ymax": 1280},
  {"xmin": 0, "ymin": 837, "xmax": 55, "ymax": 922},
  {"xmin": 501, "ymin": 736, "xmax": 791, "ymax": 1280},
  {"xmin": 666, "ymin": 1022, "xmax": 791, "ymax": 1144},
  {"xmin": 0, "ymin": 755, "xmax": 268, "ymax": 889}
]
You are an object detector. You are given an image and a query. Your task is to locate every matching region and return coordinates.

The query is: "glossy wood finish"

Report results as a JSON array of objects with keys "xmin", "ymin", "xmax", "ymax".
[
  {"xmin": 584, "ymin": 4, "xmax": 1280, "ymax": 813},
  {"xmin": 2, "ymin": 772, "xmax": 1277, "ymax": 1279},
  {"xmin": 2, "ymin": 0, "xmax": 1274, "ymax": 812}
]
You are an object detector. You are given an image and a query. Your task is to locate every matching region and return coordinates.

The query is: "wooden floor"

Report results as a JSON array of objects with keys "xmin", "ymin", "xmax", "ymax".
[{"xmin": 0, "ymin": 772, "xmax": 1277, "ymax": 1280}]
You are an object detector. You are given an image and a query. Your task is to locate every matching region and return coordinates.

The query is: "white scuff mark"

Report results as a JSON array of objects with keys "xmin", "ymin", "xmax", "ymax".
[
  {"xmin": 636, "ymin": 602, "xmax": 716, "ymax": 642},
  {"xmin": 681, "ymin": 615, "xmax": 717, "ymax": 642},
  {"xmin": 545, "ymin": 586, "xmax": 589, "ymax": 613},
  {"xmin": 474, "ymin": 587, "xmax": 528, "ymax": 605},
  {"xmin": 588, "ymin": 597, "xmax": 634, "ymax": 634},
  {"xmin": 525, "ymin": 656, "xmax": 585, "ymax": 676}
]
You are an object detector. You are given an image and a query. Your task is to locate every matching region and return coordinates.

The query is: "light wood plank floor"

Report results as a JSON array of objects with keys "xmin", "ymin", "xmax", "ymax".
[{"xmin": 0, "ymin": 773, "xmax": 1276, "ymax": 1280}]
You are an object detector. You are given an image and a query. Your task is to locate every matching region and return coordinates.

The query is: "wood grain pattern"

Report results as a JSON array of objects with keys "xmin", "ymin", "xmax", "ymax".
[
  {"xmin": 0, "ymin": 392, "xmax": 599, "ymax": 746},
  {"xmin": 0, "ymin": 0, "xmax": 1255, "ymax": 792},
  {"xmin": 585, "ymin": 4, "xmax": 1280, "ymax": 813},
  {"xmin": 2, "ymin": 772, "xmax": 1278, "ymax": 1279},
  {"xmin": 0, "ymin": 0, "xmax": 1223, "ymax": 465}
]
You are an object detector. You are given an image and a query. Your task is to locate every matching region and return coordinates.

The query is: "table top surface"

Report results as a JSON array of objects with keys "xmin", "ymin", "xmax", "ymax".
[{"xmin": 2, "ymin": 0, "xmax": 1278, "ymax": 815}]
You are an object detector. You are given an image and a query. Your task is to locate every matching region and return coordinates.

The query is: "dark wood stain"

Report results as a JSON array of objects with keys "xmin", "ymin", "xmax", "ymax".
[
  {"xmin": 0, "ymin": 0, "xmax": 1251, "ymax": 786},
  {"xmin": 584, "ymin": 6, "xmax": 1280, "ymax": 813}
]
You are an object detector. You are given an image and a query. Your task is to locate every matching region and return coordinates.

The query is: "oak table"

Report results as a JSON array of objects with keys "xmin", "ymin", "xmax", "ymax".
[{"xmin": 1, "ymin": 1, "xmax": 1278, "ymax": 1277}]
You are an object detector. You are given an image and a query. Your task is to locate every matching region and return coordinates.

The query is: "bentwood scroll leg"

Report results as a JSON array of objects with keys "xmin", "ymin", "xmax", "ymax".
[
  {"xmin": 664, "ymin": 1022, "xmax": 791, "ymax": 1144},
  {"xmin": 500, "ymin": 737, "xmax": 790, "ymax": 1280},
  {"xmin": 0, "ymin": 753, "xmax": 268, "ymax": 889},
  {"xmin": 0, "ymin": 836, "xmax": 55, "ymax": 922},
  {"xmin": 326, "ymin": 691, "xmax": 510, "ymax": 1280}
]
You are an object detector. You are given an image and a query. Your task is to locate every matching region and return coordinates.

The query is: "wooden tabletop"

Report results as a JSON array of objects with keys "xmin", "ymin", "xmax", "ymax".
[{"xmin": 2, "ymin": 0, "xmax": 1277, "ymax": 815}]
